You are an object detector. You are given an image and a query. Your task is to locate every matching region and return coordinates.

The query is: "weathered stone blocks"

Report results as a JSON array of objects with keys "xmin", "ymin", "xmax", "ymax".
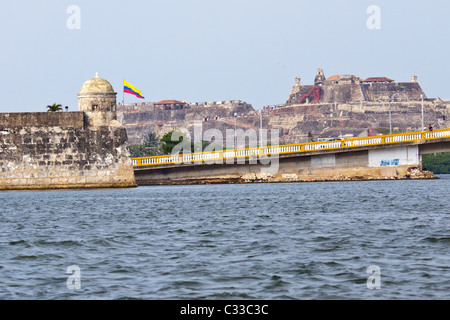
[{"xmin": 0, "ymin": 112, "xmax": 136, "ymax": 190}]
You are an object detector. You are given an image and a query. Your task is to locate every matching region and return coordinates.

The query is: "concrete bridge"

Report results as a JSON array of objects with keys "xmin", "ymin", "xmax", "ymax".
[{"xmin": 132, "ymin": 128, "xmax": 450, "ymax": 185}]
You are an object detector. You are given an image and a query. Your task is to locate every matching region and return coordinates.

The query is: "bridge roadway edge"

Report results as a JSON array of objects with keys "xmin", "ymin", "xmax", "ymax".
[{"xmin": 133, "ymin": 139, "xmax": 450, "ymax": 185}]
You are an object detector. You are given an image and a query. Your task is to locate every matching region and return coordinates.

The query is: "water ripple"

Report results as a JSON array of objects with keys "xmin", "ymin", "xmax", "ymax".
[{"xmin": 0, "ymin": 177, "xmax": 450, "ymax": 299}]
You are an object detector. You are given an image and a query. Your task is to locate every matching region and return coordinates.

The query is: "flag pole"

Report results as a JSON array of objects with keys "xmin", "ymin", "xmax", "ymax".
[{"xmin": 122, "ymin": 78, "xmax": 125, "ymax": 107}]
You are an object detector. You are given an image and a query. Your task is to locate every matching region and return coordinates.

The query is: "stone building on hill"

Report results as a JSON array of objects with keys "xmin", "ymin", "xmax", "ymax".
[
  {"xmin": 117, "ymin": 68, "xmax": 450, "ymax": 147},
  {"xmin": 286, "ymin": 68, "xmax": 427, "ymax": 105},
  {"xmin": 154, "ymin": 100, "xmax": 189, "ymax": 110}
]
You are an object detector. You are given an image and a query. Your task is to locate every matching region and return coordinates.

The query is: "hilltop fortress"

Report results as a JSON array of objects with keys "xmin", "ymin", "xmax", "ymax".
[
  {"xmin": 286, "ymin": 68, "xmax": 426, "ymax": 105},
  {"xmin": 1, "ymin": 70, "xmax": 449, "ymax": 189},
  {"xmin": 118, "ymin": 68, "xmax": 450, "ymax": 145},
  {"xmin": 0, "ymin": 75, "xmax": 136, "ymax": 190}
]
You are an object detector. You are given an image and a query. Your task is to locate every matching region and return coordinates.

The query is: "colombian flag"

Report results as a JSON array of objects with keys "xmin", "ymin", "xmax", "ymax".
[{"xmin": 124, "ymin": 80, "xmax": 145, "ymax": 99}]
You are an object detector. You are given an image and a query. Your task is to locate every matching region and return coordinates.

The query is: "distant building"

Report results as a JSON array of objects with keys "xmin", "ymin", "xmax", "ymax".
[
  {"xmin": 361, "ymin": 77, "xmax": 395, "ymax": 84},
  {"xmin": 154, "ymin": 100, "xmax": 188, "ymax": 110},
  {"xmin": 286, "ymin": 68, "xmax": 427, "ymax": 105}
]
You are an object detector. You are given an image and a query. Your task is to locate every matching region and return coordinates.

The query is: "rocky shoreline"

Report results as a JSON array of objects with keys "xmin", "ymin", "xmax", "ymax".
[{"xmin": 135, "ymin": 167, "xmax": 437, "ymax": 185}]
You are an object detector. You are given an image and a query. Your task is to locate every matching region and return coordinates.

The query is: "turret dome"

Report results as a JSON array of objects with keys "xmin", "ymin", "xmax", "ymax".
[
  {"xmin": 80, "ymin": 73, "xmax": 115, "ymax": 94},
  {"xmin": 78, "ymin": 73, "xmax": 117, "ymax": 114}
]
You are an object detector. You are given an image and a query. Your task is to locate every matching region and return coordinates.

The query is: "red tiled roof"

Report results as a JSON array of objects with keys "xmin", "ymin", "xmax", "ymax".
[
  {"xmin": 154, "ymin": 100, "xmax": 186, "ymax": 105},
  {"xmin": 326, "ymin": 75, "xmax": 340, "ymax": 81},
  {"xmin": 361, "ymin": 77, "xmax": 394, "ymax": 83},
  {"xmin": 326, "ymin": 75, "xmax": 360, "ymax": 81}
]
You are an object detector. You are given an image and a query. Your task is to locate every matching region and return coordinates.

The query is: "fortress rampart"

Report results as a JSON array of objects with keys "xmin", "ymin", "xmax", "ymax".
[
  {"xmin": 0, "ymin": 112, "xmax": 136, "ymax": 190},
  {"xmin": 117, "ymin": 69, "xmax": 450, "ymax": 147},
  {"xmin": 286, "ymin": 70, "xmax": 427, "ymax": 105},
  {"xmin": 0, "ymin": 75, "xmax": 137, "ymax": 190}
]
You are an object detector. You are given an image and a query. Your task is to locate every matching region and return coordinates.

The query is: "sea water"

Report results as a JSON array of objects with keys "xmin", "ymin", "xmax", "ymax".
[{"xmin": 0, "ymin": 176, "xmax": 449, "ymax": 299}]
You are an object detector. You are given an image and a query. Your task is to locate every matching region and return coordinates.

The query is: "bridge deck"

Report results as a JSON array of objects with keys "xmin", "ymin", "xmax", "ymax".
[{"xmin": 132, "ymin": 128, "xmax": 450, "ymax": 168}]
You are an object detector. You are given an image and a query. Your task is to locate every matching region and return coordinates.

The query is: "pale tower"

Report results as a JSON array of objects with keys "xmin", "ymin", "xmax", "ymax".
[
  {"xmin": 78, "ymin": 73, "xmax": 117, "ymax": 113},
  {"xmin": 314, "ymin": 68, "xmax": 326, "ymax": 86}
]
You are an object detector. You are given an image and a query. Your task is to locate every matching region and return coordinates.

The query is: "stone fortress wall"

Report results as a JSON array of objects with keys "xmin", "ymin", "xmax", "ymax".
[
  {"xmin": 286, "ymin": 70, "xmax": 427, "ymax": 105},
  {"xmin": 118, "ymin": 100, "xmax": 255, "ymax": 145},
  {"xmin": 118, "ymin": 69, "xmax": 450, "ymax": 147},
  {"xmin": 0, "ymin": 76, "xmax": 137, "ymax": 190}
]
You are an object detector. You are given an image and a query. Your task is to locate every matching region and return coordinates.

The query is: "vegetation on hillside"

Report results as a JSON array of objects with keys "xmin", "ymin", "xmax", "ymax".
[
  {"xmin": 128, "ymin": 130, "xmax": 216, "ymax": 157},
  {"xmin": 128, "ymin": 132, "xmax": 163, "ymax": 158},
  {"xmin": 374, "ymin": 127, "xmax": 400, "ymax": 135},
  {"xmin": 128, "ymin": 130, "xmax": 450, "ymax": 175},
  {"xmin": 160, "ymin": 129, "xmax": 192, "ymax": 154},
  {"xmin": 422, "ymin": 152, "xmax": 450, "ymax": 174}
]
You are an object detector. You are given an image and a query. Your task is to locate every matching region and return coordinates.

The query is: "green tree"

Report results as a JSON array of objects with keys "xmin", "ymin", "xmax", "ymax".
[
  {"xmin": 375, "ymin": 127, "xmax": 400, "ymax": 135},
  {"xmin": 128, "ymin": 144, "xmax": 154, "ymax": 158},
  {"xmin": 46, "ymin": 103, "xmax": 63, "ymax": 112},
  {"xmin": 422, "ymin": 152, "xmax": 450, "ymax": 174},
  {"xmin": 160, "ymin": 129, "xmax": 193, "ymax": 155},
  {"xmin": 143, "ymin": 132, "xmax": 159, "ymax": 149},
  {"xmin": 193, "ymin": 140, "xmax": 215, "ymax": 153},
  {"xmin": 128, "ymin": 132, "xmax": 164, "ymax": 158}
]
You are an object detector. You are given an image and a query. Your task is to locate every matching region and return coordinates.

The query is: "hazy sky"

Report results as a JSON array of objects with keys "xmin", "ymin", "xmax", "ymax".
[{"xmin": 0, "ymin": 0, "xmax": 449, "ymax": 112}]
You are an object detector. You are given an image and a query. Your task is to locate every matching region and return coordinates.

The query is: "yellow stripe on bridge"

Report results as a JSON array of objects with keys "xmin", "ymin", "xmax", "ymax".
[{"xmin": 132, "ymin": 128, "xmax": 450, "ymax": 167}]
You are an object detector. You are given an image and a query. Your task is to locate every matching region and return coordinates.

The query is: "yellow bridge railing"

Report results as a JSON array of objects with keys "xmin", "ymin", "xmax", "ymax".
[{"xmin": 132, "ymin": 128, "xmax": 450, "ymax": 167}]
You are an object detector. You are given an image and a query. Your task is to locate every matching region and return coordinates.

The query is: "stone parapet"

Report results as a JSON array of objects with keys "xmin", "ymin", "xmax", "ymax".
[
  {"xmin": 0, "ymin": 112, "xmax": 85, "ymax": 129},
  {"xmin": 0, "ymin": 112, "xmax": 136, "ymax": 190}
]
